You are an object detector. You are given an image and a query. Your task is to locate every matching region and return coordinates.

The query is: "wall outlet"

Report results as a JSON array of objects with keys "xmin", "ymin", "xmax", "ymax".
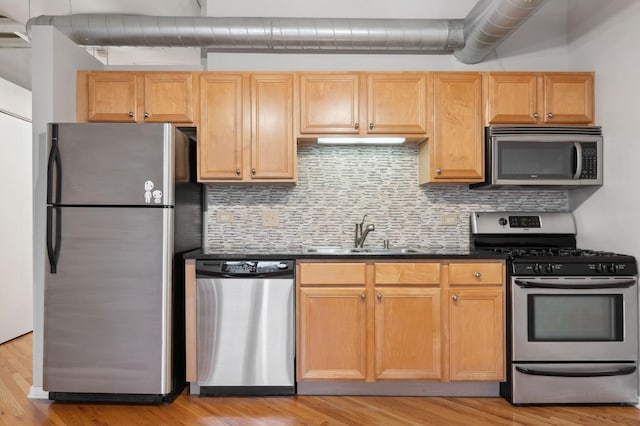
[
  {"xmin": 441, "ymin": 214, "xmax": 458, "ymax": 226},
  {"xmin": 262, "ymin": 209, "xmax": 281, "ymax": 227},
  {"xmin": 216, "ymin": 211, "xmax": 235, "ymax": 223}
]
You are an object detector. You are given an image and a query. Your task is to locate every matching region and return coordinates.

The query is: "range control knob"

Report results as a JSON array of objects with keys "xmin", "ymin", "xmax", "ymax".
[
  {"xmin": 608, "ymin": 264, "xmax": 618, "ymax": 273},
  {"xmin": 595, "ymin": 263, "xmax": 605, "ymax": 273},
  {"xmin": 533, "ymin": 263, "xmax": 542, "ymax": 273},
  {"xmin": 277, "ymin": 263, "xmax": 289, "ymax": 270},
  {"xmin": 545, "ymin": 264, "xmax": 554, "ymax": 274},
  {"xmin": 498, "ymin": 217, "xmax": 508, "ymax": 226}
]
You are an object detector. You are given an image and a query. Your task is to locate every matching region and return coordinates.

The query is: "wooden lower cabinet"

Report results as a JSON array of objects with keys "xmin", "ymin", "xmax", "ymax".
[
  {"xmin": 298, "ymin": 287, "xmax": 367, "ymax": 380},
  {"xmin": 297, "ymin": 260, "xmax": 505, "ymax": 385},
  {"xmin": 374, "ymin": 287, "xmax": 441, "ymax": 379},
  {"xmin": 448, "ymin": 288, "xmax": 504, "ymax": 381}
]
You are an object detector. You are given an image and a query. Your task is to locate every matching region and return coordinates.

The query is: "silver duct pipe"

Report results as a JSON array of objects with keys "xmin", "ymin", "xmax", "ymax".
[
  {"xmin": 454, "ymin": 0, "xmax": 547, "ymax": 64},
  {"xmin": 26, "ymin": 15, "xmax": 464, "ymax": 53},
  {"xmin": 26, "ymin": 1, "xmax": 547, "ymax": 62}
]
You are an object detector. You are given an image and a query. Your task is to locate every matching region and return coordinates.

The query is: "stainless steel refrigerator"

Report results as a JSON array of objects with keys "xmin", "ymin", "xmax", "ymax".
[{"xmin": 43, "ymin": 123, "xmax": 202, "ymax": 403}]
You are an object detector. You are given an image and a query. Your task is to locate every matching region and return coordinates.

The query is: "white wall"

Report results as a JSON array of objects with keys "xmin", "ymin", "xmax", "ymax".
[
  {"xmin": 0, "ymin": 77, "xmax": 32, "ymax": 344},
  {"xmin": 567, "ymin": 0, "xmax": 640, "ymax": 261},
  {"xmin": 206, "ymin": 0, "xmax": 569, "ymax": 71},
  {"xmin": 29, "ymin": 26, "xmax": 103, "ymax": 398}
]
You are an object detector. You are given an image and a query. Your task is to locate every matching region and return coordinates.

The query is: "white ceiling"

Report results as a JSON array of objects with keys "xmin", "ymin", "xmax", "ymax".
[{"xmin": 0, "ymin": 0, "xmax": 203, "ymax": 90}]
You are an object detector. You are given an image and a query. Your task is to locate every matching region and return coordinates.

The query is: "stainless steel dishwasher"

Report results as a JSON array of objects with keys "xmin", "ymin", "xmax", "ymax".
[{"xmin": 193, "ymin": 260, "xmax": 295, "ymax": 396}]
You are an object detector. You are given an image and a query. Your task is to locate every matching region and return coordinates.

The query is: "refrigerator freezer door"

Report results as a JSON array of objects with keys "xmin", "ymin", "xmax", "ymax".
[
  {"xmin": 44, "ymin": 206, "xmax": 174, "ymax": 395},
  {"xmin": 47, "ymin": 123, "xmax": 178, "ymax": 206}
]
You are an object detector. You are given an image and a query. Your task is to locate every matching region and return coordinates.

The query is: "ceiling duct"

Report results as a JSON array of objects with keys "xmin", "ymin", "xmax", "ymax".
[
  {"xmin": 455, "ymin": 0, "xmax": 547, "ymax": 64},
  {"xmin": 25, "ymin": 0, "xmax": 547, "ymax": 62},
  {"xmin": 26, "ymin": 15, "xmax": 464, "ymax": 53}
]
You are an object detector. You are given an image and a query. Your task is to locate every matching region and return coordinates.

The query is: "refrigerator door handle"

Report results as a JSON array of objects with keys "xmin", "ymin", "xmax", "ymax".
[
  {"xmin": 46, "ymin": 206, "xmax": 61, "ymax": 273},
  {"xmin": 47, "ymin": 124, "xmax": 62, "ymax": 204}
]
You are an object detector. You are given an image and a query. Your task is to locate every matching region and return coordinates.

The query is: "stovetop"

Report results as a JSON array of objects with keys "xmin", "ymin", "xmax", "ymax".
[
  {"xmin": 471, "ymin": 211, "xmax": 637, "ymax": 276},
  {"xmin": 484, "ymin": 247, "xmax": 633, "ymax": 260}
]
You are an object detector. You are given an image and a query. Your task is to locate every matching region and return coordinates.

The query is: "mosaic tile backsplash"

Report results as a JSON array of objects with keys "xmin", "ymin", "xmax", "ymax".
[{"xmin": 204, "ymin": 144, "xmax": 568, "ymax": 253}]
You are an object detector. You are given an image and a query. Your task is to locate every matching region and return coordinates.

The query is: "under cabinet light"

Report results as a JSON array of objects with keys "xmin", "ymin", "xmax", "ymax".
[{"xmin": 316, "ymin": 137, "xmax": 406, "ymax": 145}]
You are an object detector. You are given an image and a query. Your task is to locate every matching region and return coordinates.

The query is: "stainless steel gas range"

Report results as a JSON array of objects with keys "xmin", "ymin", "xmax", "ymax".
[{"xmin": 471, "ymin": 212, "xmax": 639, "ymax": 405}]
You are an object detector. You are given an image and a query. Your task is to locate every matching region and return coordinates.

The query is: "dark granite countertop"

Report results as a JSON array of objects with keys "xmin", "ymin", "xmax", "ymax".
[{"xmin": 183, "ymin": 248, "xmax": 506, "ymax": 261}]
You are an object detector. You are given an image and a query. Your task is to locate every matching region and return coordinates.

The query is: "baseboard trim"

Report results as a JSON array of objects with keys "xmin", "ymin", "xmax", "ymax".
[{"xmin": 28, "ymin": 386, "xmax": 49, "ymax": 400}]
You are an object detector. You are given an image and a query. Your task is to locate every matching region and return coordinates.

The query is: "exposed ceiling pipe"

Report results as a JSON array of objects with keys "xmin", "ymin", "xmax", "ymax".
[
  {"xmin": 26, "ymin": 15, "xmax": 464, "ymax": 53},
  {"xmin": 25, "ymin": 0, "xmax": 547, "ymax": 62},
  {"xmin": 454, "ymin": 0, "xmax": 547, "ymax": 64}
]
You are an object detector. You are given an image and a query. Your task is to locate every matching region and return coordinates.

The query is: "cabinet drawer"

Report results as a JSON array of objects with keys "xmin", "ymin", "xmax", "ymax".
[
  {"xmin": 375, "ymin": 263, "xmax": 440, "ymax": 285},
  {"xmin": 448, "ymin": 263, "xmax": 503, "ymax": 285},
  {"xmin": 299, "ymin": 263, "xmax": 366, "ymax": 285}
]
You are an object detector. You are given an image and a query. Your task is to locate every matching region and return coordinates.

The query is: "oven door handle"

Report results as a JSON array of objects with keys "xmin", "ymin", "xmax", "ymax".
[
  {"xmin": 514, "ymin": 279, "xmax": 636, "ymax": 289},
  {"xmin": 515, "ymin": 365, "xmax": 637, "ymax": 378}
]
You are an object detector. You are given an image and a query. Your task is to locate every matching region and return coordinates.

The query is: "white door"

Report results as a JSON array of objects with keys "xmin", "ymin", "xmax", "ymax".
[{"xmin": 0, "ymin": 112, "xmax": 33, "ymax": 344}]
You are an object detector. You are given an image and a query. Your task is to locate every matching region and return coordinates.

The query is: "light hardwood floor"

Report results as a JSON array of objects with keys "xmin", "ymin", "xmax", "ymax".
[{"xmin": 2, "ymin": 333, "xmax": 639, "ymax": 425}]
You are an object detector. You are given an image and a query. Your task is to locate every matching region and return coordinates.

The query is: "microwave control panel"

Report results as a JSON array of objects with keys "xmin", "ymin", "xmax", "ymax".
[{"xmin": 580, "ymin": 142, "xmax": 598, "ymax": 179}]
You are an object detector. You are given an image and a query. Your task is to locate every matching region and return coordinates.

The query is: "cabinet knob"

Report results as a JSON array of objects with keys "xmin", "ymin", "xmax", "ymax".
[
  {"xmin": 546, "ymin": 112, "xmax": 554, "ymax": 118},
  {"xmin": 251, "ymin": 168, "xmax": 256, "ymax": 175},
  {"xmin": 376, "ymin": 292, "xmax": 382, "ymax": 300},
  {"xmin": 144, "ymin": 112, "xmax": 150, "ymax": 119},
  {"xmin": 235, "ymin": 168, "xmax": 241, "ymax": 175},
  {"xmin": 452, "ymin": 295, "xmax": 458, "ymax": 302},
  {"xmin": 361, "ymin": 292, "xmax": 366, "ymax": 300},
  {"xmin": 531, "ymin": 112, "xmax": 539, "ymax": 119},
  {"xmin": 436, "ymin": 168, "xmax": 442, "ymax": 175},
  {"xmin": 354, "ymin": 122, "xmax": 359, "ymax": 130},
  {"xmin": 474, "ymin": 271, "xmax": 482, "ymax": 278},
  {"xmin": 369, "ymin": 122, "xmax": 374, "ymax": 130},
  {"xmin": 128, "ymin": 112, "xmax": 134, "ymax": 118}
]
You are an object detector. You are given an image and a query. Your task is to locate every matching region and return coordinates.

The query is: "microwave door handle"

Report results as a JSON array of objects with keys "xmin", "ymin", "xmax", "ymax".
[{"xmin": 573, "ymin": 141, "xmax": 583, "ymax": 179}]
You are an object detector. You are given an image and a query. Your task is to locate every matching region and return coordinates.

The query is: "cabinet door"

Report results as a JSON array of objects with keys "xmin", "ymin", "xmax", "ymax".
[
  {"xmin": 298, "ymin": 287, "xmax": 367, "ymax": 380},
  {"xmin": 198, "ymin": 74, "xmax": 244, "ymax": 181},
  {"xmin": 448, "ymin": 288, "xmax": 504, "ymax": 381},
  {"xmin": 251, "ymin": 74, "xmax": 295, "ymax": 180},
  {"xmin": 431, "ymin": 72, "xmax": 483, "ymax": 181},
  {"xmin": 144, "ymin": 72, "xmax": 195, "ymax": 124},
  {"xmin": 299, "ymin": 73, "xmax": 360, "ymax": 134},
  {"xmin": 543, "ymin": 73, "xmax": 594, "ymax": 124},
  {"xmin": 374, "ymin": 287, "xmax": 441, "ymax": 380},
  {"xmin": 367, "ymin": 73, "xmax": 427, "ymax": 134},
  {"xmin": 486, "ymin": 73, "xmax": 539, "ymax": 124},
  {"xmin": 87, "ymin": 72, "xmax": 139, "ymax": 122}
]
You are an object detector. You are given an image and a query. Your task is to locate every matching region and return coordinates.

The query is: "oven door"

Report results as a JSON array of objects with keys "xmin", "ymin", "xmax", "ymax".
[{"xmin": 511, "ymin": 276, "xmax": 638, "ymax": 362}]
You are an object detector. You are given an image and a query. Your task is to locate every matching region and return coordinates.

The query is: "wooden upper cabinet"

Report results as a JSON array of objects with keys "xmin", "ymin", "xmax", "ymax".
[
  {"xmin": 543, "ymin": 73, "xmax": 594, "ymax": 124},
  {"xmin": 486, "ymin": 72, "xmax": 594, "ymax": 125},
  {"xmin": 485, "ymin": 73, "xmax": 539, "ymax": 124},
  {"xmin": 421, "ymin": 72, "xmax": 483, "ymax": 183},
  {"xmin": 143, "ymin": 72, "xmax": 195, "ymax": 123},
  {"xmin": 299, "ymin": 73, "xmax": 360, "ymax": 134},
  {"xmin": 80, "ymin": 71, "xmax": 196, "ymax": 124},
  {"xmin": 199, "ymin": 73, "xmax": 244, "ymax": 181},
  {"xmin": 85, "ymin": 72, "xmax": 139, "ymax": 122},
  {"xmin": 250, "ymin": 74, "xmax": 296, "ymax": 180},
  {"xmin": 367, "ymin": 73, "xmax": 427, "ymax": 134},
  {"xmin": 297, "ymin": 72, "xmax": 428, "ymax": 136},
  {"xmin": 198, "ymin": 73, "xmax": 296, "ymax": 183}
]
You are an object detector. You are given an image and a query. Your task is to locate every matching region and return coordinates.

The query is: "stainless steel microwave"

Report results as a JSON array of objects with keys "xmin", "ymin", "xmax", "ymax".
[{"xmin": 471, "ymin": 126, "xmax": 603, "ymax": 189}]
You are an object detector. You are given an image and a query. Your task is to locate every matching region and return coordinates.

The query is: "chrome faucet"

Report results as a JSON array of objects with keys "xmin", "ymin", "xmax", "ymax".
[{"xmin": 355, "ymin": 214, "xmax": 375, "ymax": 248}]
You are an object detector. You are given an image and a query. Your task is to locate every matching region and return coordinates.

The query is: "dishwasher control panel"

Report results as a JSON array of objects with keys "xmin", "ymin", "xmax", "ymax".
[{"xmin": 197, "ymin": 260, "xmax": 295, "ymax": 277}]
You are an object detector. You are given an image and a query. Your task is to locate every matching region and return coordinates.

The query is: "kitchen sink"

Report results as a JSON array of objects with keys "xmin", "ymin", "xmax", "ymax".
[{"xmin": 302, "ymin": 246, "xmax": 428, "ymax": 255}]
